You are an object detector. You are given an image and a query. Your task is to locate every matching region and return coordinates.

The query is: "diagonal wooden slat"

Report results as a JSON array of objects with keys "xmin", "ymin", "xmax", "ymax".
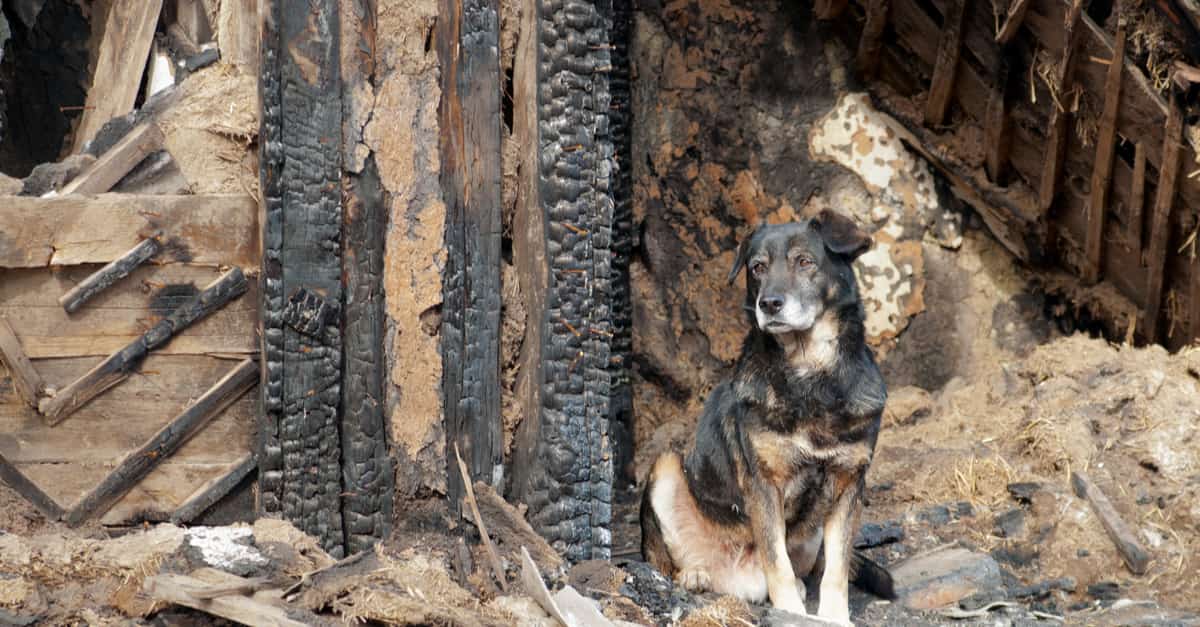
[
  {"xmin": 64, "ymin": 359, "xmax": 258, "ymax": 526},
  {"xmin": 170, "ymin": 453, "xmax": 257, "ymax": 524},
  {"xmin": 994, "ymin": 0, "xmax": 1030, "ymax": 44},
  {"xmin": 0, "ymin": 316, "xmax": 45, "ymax": 408},
  {"xmin": 0, "ymin": 450, "xmax": 64, "ymax": 520},
  {"xmin": 1141, "ymin": 95, "xmax": 1184, "ymax": 344},
  {"xmin": 58, "ymin": 236, "xmax": 161, "ymax": 314}
]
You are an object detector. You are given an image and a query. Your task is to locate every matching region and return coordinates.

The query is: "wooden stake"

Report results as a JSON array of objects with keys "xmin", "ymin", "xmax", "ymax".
[
  {"xmin": 856, "ymin": 0, "xmax": 890, "ymax": 80},
  {"xmin": 1071, "ymin": 471, "xmax": 1151, "ymax": 575},
  {"xmin": 925, "ymin": 0, "xmax": 967, "ymax": 126},
  {"xmin": 995, "ymin": 0, "xmax": 1031, "ymax": 44},
  {"xmin": 170, "ymin": 453, "xmax": 257, "ymax": 524},
  {"xmin": 71, "ymin": 0, "xmax": 165, "ymax": 153},
  {"xmin": 1084, "ymin": 24, "xmax": 1126, "ymax": 284},
  {"xmin": 61, "ymin": 123, "xmax": 165, "ymax": 195},
  {"xmin": 64, "ymin": 359, "xmax": 258, "ymax": 526},
  {"xmin": 0, "ymin": 316, "xmax": 45, "ymax": 408},
  {"xmin": 1130, "ymin": 141, "xmax": 1146, "ymax": 255},
  {"xmin": 1141, "ymin": 95, "xmax": 1184, "ymax": 344},
  {"xmin": 0, "ymin": 451, "xmax": 64, "ymax": 520},
  {"xmin": 1037, "ymin": 0, "xmax": 1084, "ymax": 213},
  {"xmin": 39, "ymin": 268, "xmax": 248, "ymax": 424},
  {"xmin": 455, "ymin": 444, "xmax": 508, "ymax": 592},
  {"xmin": 58, "ymin": 237, "xmax": 162, "ymax": 314}
]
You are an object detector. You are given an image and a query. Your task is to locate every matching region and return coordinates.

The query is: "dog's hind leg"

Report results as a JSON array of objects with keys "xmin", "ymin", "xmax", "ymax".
[{"xmin": 817, "ymin": 472, "xmax": 865, "ymax": 626}]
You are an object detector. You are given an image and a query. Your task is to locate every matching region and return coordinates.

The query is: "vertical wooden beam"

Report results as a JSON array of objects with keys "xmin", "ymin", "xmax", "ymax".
[
  {"xmin": 72, "ymin": 0, "xmax": 165, "ymax": 153},
  {"xmin": 258, "ymin": 0, "xmax": 347, "ymax": 557},
  {"xmin": 856, "ymin": 0, "xmax": 890, "ymax": 80},
  {"xmin": 984, "ymin": 52, "xmax": 1014, "ymax": 185},
  {"xmin": 218, "ymin": 0, "xmax": 260, "ymax": 75},
  {"xmin": 1140, "ymin": 95, "xmax": 1184, "ymax": 344},
  {"xmin": 438, "ymin": 0, "xmax": 504, "ymax": 514},
  {"xmin": 609, "ymin": 0, "xmax": 636, "ymax": 486},
  {"xmin": 1037, "ymin": 0, "xmax": 1083, "ymax": 213},
  {"xmin": 1130, "ymin": 142, "xmax": 1146, "ymax": 254},
  {"xmin": 995, "ymin": 0, "xmax": 1031, "ymax": 44},
  {"xmin": 924, "ymin": 0, "xmax": 966, "ymax": 126},
  {"xmin": 339, "ymin": 0, "xmax": 393, "ymax": 556},
  {"xmin": 1084, "ymin": 24, "xmax": 1126, "ymax": 284}
]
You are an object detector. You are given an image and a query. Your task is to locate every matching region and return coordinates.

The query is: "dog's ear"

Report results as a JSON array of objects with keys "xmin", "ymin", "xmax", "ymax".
[
  {"xmin": 812, "ymin": 209, "xmax": 871, "ymax": 260},
  {"xmin": 727, "ymin": 229, "xmax": 757, "ymax": 284}
]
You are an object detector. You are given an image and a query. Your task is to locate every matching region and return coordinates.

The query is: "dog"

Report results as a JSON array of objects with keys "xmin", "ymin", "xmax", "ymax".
[{"xmin": 640, "ymin": 210, "xmax": 894, "ymax": 625}]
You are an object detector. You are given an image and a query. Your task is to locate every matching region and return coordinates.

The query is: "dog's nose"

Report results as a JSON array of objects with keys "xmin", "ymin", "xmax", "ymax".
[{"xmin": 759, "ymin": 295, "xmax": 784, "ymax": 315}]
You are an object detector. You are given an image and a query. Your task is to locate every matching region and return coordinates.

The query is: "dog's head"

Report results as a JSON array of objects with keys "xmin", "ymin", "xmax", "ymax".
[{"xmin": 727, "ymin": 210, "xmax": 871, "ymax": 335}]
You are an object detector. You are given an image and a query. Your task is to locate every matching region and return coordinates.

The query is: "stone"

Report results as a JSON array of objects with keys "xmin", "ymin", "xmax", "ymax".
[
  {"xmin": 855, "ymin": 520, "xmax": 904, "ymax": 549},
  {"xmin": 1007, "ymin": 482, "xmax": 1042, "ymax": 504},
  {"xmin": 0, "ymin": 172, "xmax": 21, "ymax": 195},
  {"xmin": 1010, "ymin": 577, "xmax": 1075, "ymax": 599},
  {"xmin": 891, "ymin": 547, "xmax": 1004, "ymax": 610},
  {"xmin": 20, "ymin": 154, "xmax": 96, "ymax": 196},
  {"xmin": 993, "ymin": 508, "xmax": 1026, "ymax": 538},
  {"xmin": 917, "ymin": 505, "xmax": 951, "ymax": 526},
  {"xmin": 990, "ymin": 544, "xmax": 1038, "ymax": 568}
]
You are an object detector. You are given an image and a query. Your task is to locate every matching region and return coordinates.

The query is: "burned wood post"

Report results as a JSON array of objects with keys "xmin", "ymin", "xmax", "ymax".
[
  {"xmin": 437, "ymin": 0, "xmax": 504, "ymax": 513},
  {"xmin": 510, "ymin": 0, "xmax": 621, "ymax": 562},
  {"xmin": 258, "ymin": 0, "xmax": 347, "ymax": 556}
]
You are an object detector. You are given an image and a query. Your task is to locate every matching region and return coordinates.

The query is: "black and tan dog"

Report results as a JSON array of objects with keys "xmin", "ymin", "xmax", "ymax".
[{"xmin": 640, "ymin": 210, "xmax": 894, "ymax": 625}]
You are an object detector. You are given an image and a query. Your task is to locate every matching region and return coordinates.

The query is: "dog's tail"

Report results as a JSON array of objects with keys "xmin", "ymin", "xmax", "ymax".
[{"xmin": 850, "ymin": 550, "xmax": 897, "ymax": 600}]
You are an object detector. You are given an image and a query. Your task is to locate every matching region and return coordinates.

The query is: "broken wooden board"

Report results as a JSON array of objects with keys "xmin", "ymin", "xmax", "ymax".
[
  {"xmin": 0, "ymin": 316, "xmax": 44, "ymax": 407},
  {"xmin": 0, "ymin": 194, "xmax": 258, "ymax": 269},
  {"xmin": 1071, "ymin": 471, "xmax": 1152, "ymax": 575},
  {"xmin": 61, "ymin": 123, "xmax": 165, "ymax": 195},
  {"xmin": 144, "ymin": 573, "xmax": 308, "ymax": 627},
  {"xmin": 71, "ymin": 0, "xmax": 165, "ymax": 153},
  {"xmin": 0, "ymin": 265, "xmax": 257, "ymax": 359}
]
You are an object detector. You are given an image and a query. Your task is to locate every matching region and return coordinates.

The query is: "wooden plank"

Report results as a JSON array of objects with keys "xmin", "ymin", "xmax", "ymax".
[
  {"xmin": 1084, "ymin": 24, "xmax": 1126, "ymax": 284},
  {"xmin": 1141, "ymin": 95, "xmax": 1184, "ymax": 344},
  {"xmin": 174, "ymin": 0, "xmax": 213, "ymax": 46},
  {"xmin": 61, "ymin": 123, "xmax": 165, "ymax": 195},
  {"xmin": 924, "ymin": 0, "xmax": 966, "ymax": 126},
  {"xmin": 58, "ymin": 237, "xmax": 161, "ymax": 314},
  {"xmin": 1130, "ymin": 142, "xmax": 1146, "ymax": 256},
  {"xmin": 1071, "ymin": 471, "xmax": 1151, "ymax": 575},
  {"xmin": 71, "ymin": 0, "xmax": 165, "ymax": 153},
  {"xmin": 38, "ymin": 268, "xmax": 248, "ymax": 424},
  {"xmin": 0, "ymin": 317, "xmax": 44, "ymax": 407},
  {"xmin": 1037, "ymin": 0, "xmax": 1083, "ymax": 213},
  {"xmin": 983, "ymin": 53, "xmax": 1013, "ymax": 185},
  {"xmin": 0, "ymin": 194, "xmax": 258, "ymax": 269},
  {"xmin": 217, "ymin": 0, "xmax": 259, "ymax": 74},
  {"xmin": 995, "ymin": 0, "xmax": 1031, "ymax": 43},
  {"xmin": 437, "ymin": 0, "xmax": 504, "ymax": 514},
  {"xmin": 1, "ymin": 265, "xmax": 257, "ymax": 359},
  {"xmin": 171, "ymin": 453, "xmax": 256, "ymax": 524},
  {"xmin": 0, "ymin": 451, "xmax": 64, "ymax": 520},
  {"xmin": 64, "ymin": 359, "xmax": 257, "ymax": 526},
  {"xmin": 257, "ymin": 0, "xmax": 346, "ymax": 557},
  {"xmin": 856, "ymin": 0, "xmax": 890, "ymax": 80},
  {"xmin": 144, "ymin": 573, "xmax": 308, "ymax": 627}
]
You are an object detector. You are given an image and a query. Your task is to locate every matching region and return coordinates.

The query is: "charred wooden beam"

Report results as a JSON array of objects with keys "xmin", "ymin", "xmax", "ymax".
[
  {"xmin": 983, "ymin": 52, "xmax": 1014, "ymax": 185},
  {"xmin": 1141, "ymin": 95, "xmax": 1184, "ymax": 344},
  {"xmin": 1084, "ymin": 24, "xmax": 1126, "ymax": 284},
  {"xmin": 1071, "ymin": 471, "xmax": 1151, "ymax": 575},
  {"xmin": 1037, "ymin": 0, "xmax": 1083, "ymax": 214},
  {"xmin": 60, "ymin": 123, "xmax": 165, "ymax": 195},
  {"xmin": 856, "ymin": 0, "xmax": 890, "ymax": 80},
  {"xmin": 608, "ymin": 0, "xmax": 636, "ymax": 487},
  {"xmin": 58, "ymin": 236, "xmax": 162, "ymax": 314},
  {"xmin": 994, "ymin": 0, "xmax": 1030, "ymax": 44},
  {"xmin": 257, "ymin": 0, "xmax": 347, "ymax": 557},
  {"xmin": 171, "ymin": 453, "xmax": 258, "ymax": 524},
  {"xmin": 511, "ymin": 0, "xmax": 616, "ymax": 563},
  {"xmin": 1130, "ymin": 141, "xmax": 1146, "ymax": 254},
  {"xmin": 0, "ymin": 316, "xmax": 45, "ymax": 408},
  {"xmin": 64, "ymin": 359, "xmax": 258, "ymax": 526},
  {"xmin": 437, "ymin": 0, "xmax": 504, "ymax": 516},
  {"xmin": 0, "ymin": 451, "xmax": 63, "ymax": 520},
  {"xmin": 39, "ymin": 267, "xmax": 247, "ymax": 425},
  {"xmin": 924, "ymin": 0, "xmax": 966, "ymax": 127}
]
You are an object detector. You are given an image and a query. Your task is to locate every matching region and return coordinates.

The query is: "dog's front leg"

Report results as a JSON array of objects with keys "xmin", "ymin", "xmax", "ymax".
[
  {"xmin": 747, "ymin": 480, "xmax": 806, "ymax": 615},
  {"xmin": 817, "ymin": 471, "xmax": 865, "ymax": 626}
]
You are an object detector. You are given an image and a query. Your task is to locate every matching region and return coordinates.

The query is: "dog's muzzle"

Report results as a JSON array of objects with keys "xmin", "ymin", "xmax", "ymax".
[{"xmin": 755, "ymin": 295, "xmax": 818, "ymax": 334}]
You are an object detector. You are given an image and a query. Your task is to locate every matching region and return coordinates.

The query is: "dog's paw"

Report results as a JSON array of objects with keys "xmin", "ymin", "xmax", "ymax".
[
  {"xmin": 678, "ymin": 568, "xmax": 711, "ymax": 593},
  {"xmin": 816, "ymin": 602, "xmax": 852, "ymax": 627}
]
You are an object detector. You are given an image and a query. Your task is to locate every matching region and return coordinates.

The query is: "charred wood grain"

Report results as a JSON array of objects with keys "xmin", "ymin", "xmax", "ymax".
[
  {"xmin": 1084, "ymin": 24, "xmax": 1125, "ymax": 284},
  {"xmin": 0, "ymin": 450, "xmax": 63, "ymax": 520},
  {"xmin": 340, "ymin": 156, "xmax": 393, "ymax": 554},
  {"xmin": 0, "ymin": 316, "xmax": 45, "ymax": 408},
  {"xmin": 171, "ymin": 452, "xmax": 258, "ymax": 524},
  {"xmin": 38, "ymin": 267, "xmax": 247, "ymax": 425},
  {"xmin": 438, "ymin": 0, "xmax": 504, "ymax": 513},
  {"xmin": 515, "ymin": 0, "xmax": 616, "ymax": 563},
  {"xmin": 257, "ymin": 0, "xmax": 346, "ymax": 557},
  {"xmin": 1141, "ymin": 94, "xmax": 1184, "ymax": 344},
  {"xmin": 59, "ymin": 236, "xmax": 161, "ymax": 314},
  {"xmin": 65, "ymin": 359, "xmax": 258, "ymax": 526}
]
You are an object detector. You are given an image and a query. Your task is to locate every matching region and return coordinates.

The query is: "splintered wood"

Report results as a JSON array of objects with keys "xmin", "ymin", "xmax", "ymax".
[{"xmin": 71, "ymin": 0, "xmax": 165, "ymax": 153}]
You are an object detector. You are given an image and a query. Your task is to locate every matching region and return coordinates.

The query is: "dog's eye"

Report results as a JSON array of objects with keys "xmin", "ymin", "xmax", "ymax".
[
  {"xmin": 750, "ymin": 262, "xmax": 767, "ymax": 277},
  {"xmin": 796, "ymin": 258, "xmax": 814, "ymax": 269}
]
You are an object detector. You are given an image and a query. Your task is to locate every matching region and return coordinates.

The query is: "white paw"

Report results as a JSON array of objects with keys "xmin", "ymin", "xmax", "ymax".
[
  {"xmin": 678, "ymin": 568, "xmax": 711, "ymax": 593},
  {"xmin": 816, "ymin": 602, "xmax": 852, "ymax": 627},
  {"xmin": 774, "ymin": 592, "xmax": 807, "ymax": 617}
]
